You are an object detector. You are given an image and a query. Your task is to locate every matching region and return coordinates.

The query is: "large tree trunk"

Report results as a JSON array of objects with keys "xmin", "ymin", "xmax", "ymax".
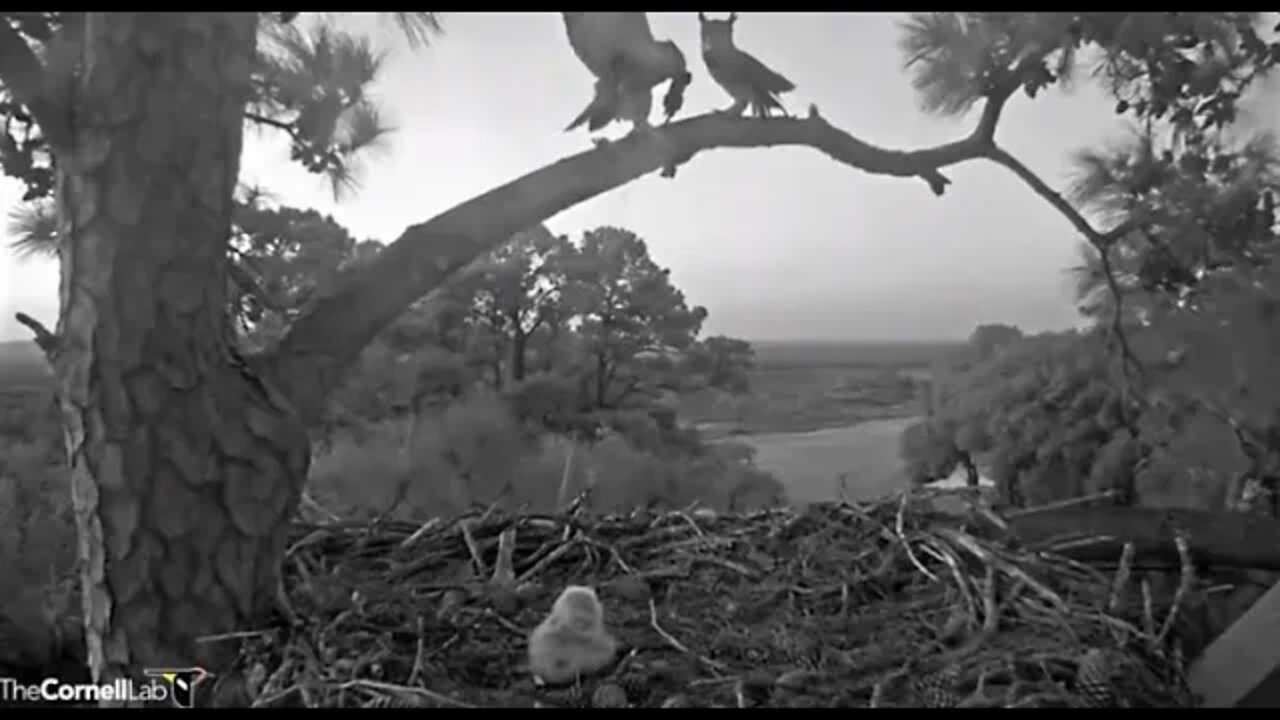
[{"xmin": 51, "ymin": 13, "xmax": 308, "ymax": 701}]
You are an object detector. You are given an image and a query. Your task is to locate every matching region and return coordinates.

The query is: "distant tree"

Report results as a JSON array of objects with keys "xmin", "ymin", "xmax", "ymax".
[
  {"xmin": 229, "ymin": 197, "xmax": 370, "ymax": 349},
  {"xmin": 560, "ymin": 227, "xmax": 709, "ymax": 409},
  {"xmin": 446, "ymin": 225, "xmax": 573, "ymax": 388},
  {"xmin": 7, "ymin": 188, "xmax": 372, "ymax": 352},
  {"xmin": 967, "ymin": 323, "xmax": 1023, "ymax": 361},
  {"xmin": 1064, "ymin": 104, "xmax": 1280, "ymax": 513},
  {"xmin": 682, "ymin": 335, "xmax": 756, "ymax": 395},
  {"xmin": 902, "ymin": 329, "xmax": 1140, "ymax": 506}
]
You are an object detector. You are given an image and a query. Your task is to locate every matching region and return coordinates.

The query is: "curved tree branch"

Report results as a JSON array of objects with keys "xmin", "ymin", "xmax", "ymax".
[
  {"xmin": 264, "ymin": 104, "xmax": 1013, "ymax": 419},
  {"xmin": 984, "ymin": 145, "xmax": 1110, "ymax": 245},
  {"xmin": 983, "ymin": 143, "xmax": 1146, "ymax": 382},
  {"xmin": 260, "ymin": 83, "xmax": 1122, "ymax": 424}
]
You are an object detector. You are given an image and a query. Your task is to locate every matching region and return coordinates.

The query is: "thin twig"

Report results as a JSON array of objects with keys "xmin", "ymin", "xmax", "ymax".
[
  {"xmin": 981, "ymin": 565, "xmax": 1000, "ymax": 635},
  {"xmin": 407, "ymin": 615, "xmax": 427, "ymax": 686},
  {"xmin": 491, "ymin": 526, "xmax": 517, "ymax": 586},
  {"xmin": 896, "ymin": 493, "xmax": 938, "ymax": 582},
  {"xmin": 1140, "ymin": 579, "xmax": 1156, "ymax": 641},
  {"xmin": 335, "ymin": 679, "xmax": 474, "ymax": 708},
  {"xmin": 399, "ymin": 516, "xmax": 444, "ymax": 550},
  {"xmin": 516, "ymin": 537, "xmax": 580, "ymax": 585},
  {"xmin": 1108, "ymin": 542, "xmax": 1135, "ymax": 614},
  {"xmin": 1005, "ymin": 490, "xmax": 1118, "ymax": 519},
  {"xmin": 647, "ymin": 598, "xmax": 729, "ymax": 673},
  {"xmin": 458, "ymin": 519, "xmax": 487, "ymax": 577},
  {"xmin": 1155, "ymin": 533, "xmax": 1195, "ymax": 645}
]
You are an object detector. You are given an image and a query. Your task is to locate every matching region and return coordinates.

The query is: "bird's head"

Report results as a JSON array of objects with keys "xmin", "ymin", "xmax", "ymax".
[
  {"xmin": 553, "ymin": 585, "xmax": 605, "ymax": 634},
  {"xmin": 698, "ymin": 12, "xmax": 738, "ymax": 53}
]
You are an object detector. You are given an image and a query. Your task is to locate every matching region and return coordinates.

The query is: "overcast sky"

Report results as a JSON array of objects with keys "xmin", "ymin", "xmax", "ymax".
[{"xmin": 2, "ymin": 12, "xmax": 1277, "ymax": 342}]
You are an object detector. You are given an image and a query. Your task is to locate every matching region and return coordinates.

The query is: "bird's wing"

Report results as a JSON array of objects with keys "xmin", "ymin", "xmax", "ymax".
[
  {"xmin": 615, "ymin": 12, "xmax": 656, "ymax": 44},
  {"xmin": 562, "ymin": 12, "xmax": 656, "ymax": 79},
  {"xmin": 616, "ymin": 81, "xmax": 654, "ymax": 126},
  {"xmin": 563, "ymin": 13, "xmax": 625, "ymax": 77},
  {"xmin": 736, "ymin": 50, "xmax": 795, "ymax": 94},
  {"xmin": 565, "ymin": 80, "xmax": 620, "ymax": 132},
  {"xmin": 705, "ymin": 46, "xmax": 795, "ymax": 96},
  {"xmin": 702, "ymin": 50, "xmax": 738, "ymax": 92}
]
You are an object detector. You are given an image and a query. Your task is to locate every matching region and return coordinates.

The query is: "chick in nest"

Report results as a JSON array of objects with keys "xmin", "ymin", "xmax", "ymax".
[{"xmin": 528, "ymin": 585, "xmax": 618, "ymax": 685}]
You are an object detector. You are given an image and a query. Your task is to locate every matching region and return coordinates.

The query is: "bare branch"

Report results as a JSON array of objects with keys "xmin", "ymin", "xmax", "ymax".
[
  {"xmin": 14, "ymin": 311, "xmax": 59, "ymax": 357},
  {"xmin": 983, "ymin": 145, "xmax": 1111, "ymax": 245},
  {"xmin": 245, "ymin": 110, "xmax": 295, "ymax": 134},
  {"xmin": 981, "ymin": 144, "xmax": 1149, "ymax": 386},
  {"xmin": 0, "ymin": 19, "xmax": 66, "ymax": 150}
]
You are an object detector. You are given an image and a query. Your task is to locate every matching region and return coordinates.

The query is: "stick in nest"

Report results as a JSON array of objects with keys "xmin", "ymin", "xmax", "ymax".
[
  {"xmin": 338, "ymin": 679, "xmax": 473, "ymax": 708},
  {"xmin": 1107, "ymin": 542, "xmax": 1135, "ymax": 615},
  {"xmin": 981, "ymin": 565, "xmax": 1000, "ymax": 635},
  {"xmin": 408, "ymin": 615, "xmax": 427, "ymax": 686},
  {"xmin": 647, "ymin": 598, "xmax": 728, "ymax": 673},
  {"xmin": 869, "ymin": 681, "xmax": 885, "ymax": 708},
  {"xmin": 896, "ymin": 493, "xmax": 938, "ymax": 582},
  {"xmin": 1155, "ymin": 533, "xmax": 1194, "ymax": 647},
  {"xmin": 1140, "ymin": 579, "xmax": 1156, "ymax": 642},
  {"xmin": 517, "ymin": 536, "xmax": 582, "ymax": 585},
  {"xmin": 492, "ymin": 527, "xmax": 517, "ymax": 586},
  {"xmin": 458, "ymin": 519, "xmax": 487, "ymax": 577}
]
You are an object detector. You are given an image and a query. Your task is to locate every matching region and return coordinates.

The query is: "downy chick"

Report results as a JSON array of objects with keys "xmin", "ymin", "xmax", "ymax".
[
  {"xmin": 562, "ymin": 12, "xmax": 692, "ymax": 133},
  {"xmin": 527, "ymin": 585, "xmax": 618, "ymax": 685},
  {"xmin": 699, "ymin": 12, "xmax": 795, "ymax": 118}
]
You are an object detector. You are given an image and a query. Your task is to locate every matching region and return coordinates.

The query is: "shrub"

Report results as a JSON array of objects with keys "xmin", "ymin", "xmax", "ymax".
[
  {"xmin": 0, "ymin": 434, "xmax": 77, "ymax": 623},
  {"xmin": 306, "ymin": 390, "xmax": 789, "ymax": 522}
]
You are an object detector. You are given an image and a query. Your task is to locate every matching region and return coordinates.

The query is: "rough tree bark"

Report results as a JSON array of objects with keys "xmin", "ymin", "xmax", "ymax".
[{"xmin": 48, "ymin": 12, "xmax": 309, "ymax": 700}]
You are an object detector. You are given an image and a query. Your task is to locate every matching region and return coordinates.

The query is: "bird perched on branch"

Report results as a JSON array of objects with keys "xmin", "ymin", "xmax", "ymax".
[
  {"xmin": 699, "ymin": 12, "xmax": 796, "ymax": 118},
  {"xmin": 561, "ymin": 13, "xmax": 693, "ymax": 133},
  {"xmin": 528, "ymin": 585, "xmax": 618, "ymax": 685}
]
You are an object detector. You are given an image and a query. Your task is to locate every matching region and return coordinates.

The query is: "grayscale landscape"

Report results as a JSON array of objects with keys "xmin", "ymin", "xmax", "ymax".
[{"xmin": 1, "ymin": 11, "xmax": 1278, "ymax": 709}]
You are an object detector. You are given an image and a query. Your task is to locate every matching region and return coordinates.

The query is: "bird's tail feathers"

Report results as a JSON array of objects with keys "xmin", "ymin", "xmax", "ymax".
[
  {"xmin": 586, "ymin": 107, "xmax": 615, "ymax": 132},
  {"xmin": 566, "ymin": 83, "xmax": 619, "ymax": 133},
  {"xmin": 566, "ymin": 99, "xmax": 614, "ymax": 132},
  {"xmin": 749, "ymin": 93, "xmax": 789, "ymax": 118},
  {"xmin": 565, "ymin": 103, "xmax": 595, "ymax": 132},
  {"xmin": 755, "ymin": 64, "xmax": 796, "ymax": 95}
]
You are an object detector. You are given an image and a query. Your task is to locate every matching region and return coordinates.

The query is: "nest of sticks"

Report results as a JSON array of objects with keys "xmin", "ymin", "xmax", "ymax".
[{"xmin": 217, "ymin": 490, "xmax": 1204, "ymax": 708}]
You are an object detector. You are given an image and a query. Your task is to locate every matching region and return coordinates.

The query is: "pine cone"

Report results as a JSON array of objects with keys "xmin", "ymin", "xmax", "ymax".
[
  {"xmin": 616, "ymin": 673, "xmax": 649, "ymax": 705},
  {"xmin": 1074, "ymin": 648, "xmax": 1116, "ymax": 707},
  {"xmin": 913, "ymin": 666, "xmax": 961, "ymax": 708},
  {"xmin": 591, "ymin": 683, "xmax": 629, "ymax": 708}
]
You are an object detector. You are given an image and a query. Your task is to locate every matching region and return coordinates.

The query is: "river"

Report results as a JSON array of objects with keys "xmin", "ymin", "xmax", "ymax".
[{"xmin": 728, "ymin": 416, "xmax": 992, "ymax": 505}]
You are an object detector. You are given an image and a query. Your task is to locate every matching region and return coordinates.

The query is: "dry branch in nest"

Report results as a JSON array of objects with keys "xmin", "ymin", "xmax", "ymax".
[{"xmin": 203, "ymin": 489, "xmax": 1223, "ymax": 708}]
